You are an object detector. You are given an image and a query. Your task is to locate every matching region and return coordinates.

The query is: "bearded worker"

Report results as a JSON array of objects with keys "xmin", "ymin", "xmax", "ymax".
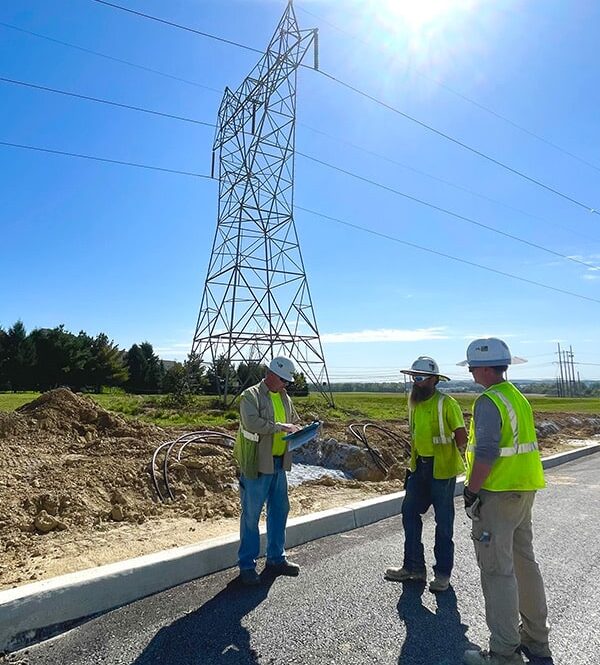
[{"xmin": 385, "ymin": 356, "xmax": 467, "ymax": 592}]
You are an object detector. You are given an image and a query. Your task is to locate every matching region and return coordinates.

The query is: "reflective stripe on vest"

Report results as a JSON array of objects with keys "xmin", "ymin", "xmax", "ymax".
[
  {"xmin": 466, "ymin": 441, "xmax": 538, "ymax": 456},
  {"xmin": 241, "ymin": 428, "xmax": 259, "ymax": 442},
  {"xmin": 432, "ymin": 395, "xmax": 453, "ymax": 444},
  {"xmin": 485, "ymin": 387, "xmax": 538, "ymax": 456}
]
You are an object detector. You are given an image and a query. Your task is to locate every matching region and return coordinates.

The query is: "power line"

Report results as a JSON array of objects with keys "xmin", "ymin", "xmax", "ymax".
[
  {"xmin": 2, "ymin": 66, "xmax": 598, "ymax": 270},
  {"xmin": 0, "ymin": 21, "xmax": 220, "ymax": 93},
  {"xmin": 6, "ymin": 71, "xmax": 593, "ymax": 248},
  {"xmin": 0, "ymin": 76, "xmax": 214, "ymax": 128},
  {"xmin": 297, "ymin": 151, "xmax": 600, "ymax": 271},
  {"xmin": 90, "ymin": 0, "xmax": 263, "ymax": 55},
  {"xmin": 316, "ymin": 70, "xmax": 600, "ymax": 217},
  {"xmin": 89, "ymin": 0, "xmax": 600, "ymax": 217},
  {"xmin": 300, "ymin": 123, "xmax": 599, "ymax": 244},
  {"xmin": 297, "ymin": 4, "xmax": 600, "ymax": 177},
  {"xmin": 1, "ymin": 137, "xmax": 596, "ymax": 306},
  {"xmin": 0, "ymin": 140, "xmax": 213, "ymax": 179},
  {"xmin": 3, "ymin": 73, "xmax": 596, "ymax": 272},
  {"xmin": 294, "ymin": 205, "xmax": 600, "ymax": 305}
]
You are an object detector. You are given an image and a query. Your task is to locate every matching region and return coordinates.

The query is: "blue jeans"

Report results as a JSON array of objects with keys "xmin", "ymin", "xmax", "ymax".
[
  {"xmin": 238, "ymin": 457, "xmax": 289, "ymax": 570},
  {"xmin": 401, "ymin": 456, "xmax": 456, "ymax": 577}
]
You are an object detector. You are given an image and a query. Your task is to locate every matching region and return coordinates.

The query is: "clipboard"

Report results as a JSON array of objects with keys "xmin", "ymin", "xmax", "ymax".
[{"xmin": 283, "ymin": 421, "xmax": 321, "ymax": 451}]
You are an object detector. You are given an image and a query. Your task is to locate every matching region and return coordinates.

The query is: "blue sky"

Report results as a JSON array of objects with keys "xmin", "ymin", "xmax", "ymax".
[{"xmin": 1, "ymin": 0, "xmax": 599, "ymax": 382}]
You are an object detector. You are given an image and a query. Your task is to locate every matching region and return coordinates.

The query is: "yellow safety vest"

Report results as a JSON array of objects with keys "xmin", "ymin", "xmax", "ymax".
[
  {"xmin": 409, "ymin": 392, "xmax": 465, "ymax": 479},
  {"xmin": 466, "ymin": 381, "xmax": 545, "ymax": 491}
]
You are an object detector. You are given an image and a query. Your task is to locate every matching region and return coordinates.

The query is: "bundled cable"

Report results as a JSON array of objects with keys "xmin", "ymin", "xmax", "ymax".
[
  {"xmin": 347, "ymin": 423, "xmax": 411, "ymax": 475},
  {"xmin": 151, "ymin": 430, "xmax": 235, "ymax": 502}
]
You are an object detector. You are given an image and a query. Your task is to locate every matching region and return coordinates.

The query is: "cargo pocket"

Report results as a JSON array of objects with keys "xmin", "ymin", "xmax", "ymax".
[{"xmin": 471, "ymin": 526, "xmax": 499, "ymax": 574}]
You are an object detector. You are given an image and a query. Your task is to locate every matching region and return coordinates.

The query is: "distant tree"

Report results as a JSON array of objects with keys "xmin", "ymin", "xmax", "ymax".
[
  {"xmin": 85, "ymin": 333, "xmax": 128, "ymax": 392},
  {"xmin": 125, "ymin": 342, "xmax": 164, "ymax": 393},
  {"xmin": 0, "ymin": 327, "xmax": 8, "ymax": 390},
  {"xmin": 140, "ymin": 342, "xmax": 164, "ymax": 393},
  {"xmin": 125, "ymin": 344, "xmax": 147, "ymax": 393},
  {"xmin": 29, "ymin": 325, "xmax": 88, "ymax": 391},
  {"xmin": 162, "ymin": 361, "xmax": 186, "ymax": 395},
  {"xmin": 206, "ymin": 354, "xmax": 238, "ymax": 395},
  {"xmin": 288, "ymin": 371, "xmax": 309, "ymax": 396},
  {"xmin": 236, "ymin": 361, "xmax": 266, "ymax": 389},
  {"xmin": 4, "ymin": 321, "xmax": 36, "ymax": 391},
  {"xmin": 184, "ymin": 353, "xmax": 209, "ymax": 394}
]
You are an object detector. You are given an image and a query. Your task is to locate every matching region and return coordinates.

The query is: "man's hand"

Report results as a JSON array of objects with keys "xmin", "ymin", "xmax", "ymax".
[
  {"xmin": 279, "ymin": 423, "xmax": 300, "ymax": 433},
  {"xmin": 463, "ymin": 486, "xmax": 481, "ymax": 521}
]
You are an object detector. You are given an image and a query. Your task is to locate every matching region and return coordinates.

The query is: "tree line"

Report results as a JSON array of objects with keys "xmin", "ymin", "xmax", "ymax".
[{"xmin": 0, "ymin": 321, "xmax": 309, "ymax": 396}]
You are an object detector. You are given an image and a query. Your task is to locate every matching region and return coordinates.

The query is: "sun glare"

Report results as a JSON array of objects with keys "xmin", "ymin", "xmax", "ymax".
[
  {"xmin": 377, "ymin": 0, "xmax": 466, "ymax": 32},
  {"xmin": 354, "ymin": 0, "xmax": 485, "ymax": 78}
]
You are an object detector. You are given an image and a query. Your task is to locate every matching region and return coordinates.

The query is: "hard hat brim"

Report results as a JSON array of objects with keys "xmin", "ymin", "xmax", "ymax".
[
  {"xmin": 457, "ymin": 355, "xmax": 527, "ymax": 367},
  {"xmin": 400, "ymin": 369, "xmax": 450, "ymax": 382}
]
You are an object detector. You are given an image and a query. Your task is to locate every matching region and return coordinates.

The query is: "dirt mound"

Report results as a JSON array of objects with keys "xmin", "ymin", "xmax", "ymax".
[
  {"xmin": 16, "ymin": 387, "xmax": 160, "ymax": 441},
  {"xmin": 0, "ymin": 392, "xmax": 598, "ymax": 591},
  {"xmin": 0, "ymin": 389, "xmax": 240, "ymax": 589}
]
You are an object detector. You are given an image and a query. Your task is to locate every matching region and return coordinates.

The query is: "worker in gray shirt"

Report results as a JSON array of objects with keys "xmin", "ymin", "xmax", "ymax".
[{"xmin": 459, "ymin": 338, "xmax": 553, "ymax": 665}]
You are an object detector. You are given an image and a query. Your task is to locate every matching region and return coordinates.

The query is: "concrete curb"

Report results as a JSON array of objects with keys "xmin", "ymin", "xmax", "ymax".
[{"xmin": 2, "ymin": 442, "xmax": 599, "ymax": 652}]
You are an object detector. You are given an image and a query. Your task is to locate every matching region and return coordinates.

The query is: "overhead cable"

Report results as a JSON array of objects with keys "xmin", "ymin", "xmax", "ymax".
[
  {"xmin": 3, "ymin": 74, "xmax": 595, "ymax": 271},
  {"xmin": 300, "ymin": 123, "xmax": 599, "ymax": 243},
  {"xmin": 90, "ymin": 0, "xmax": 263, "ymax": 54},
  {"xmin": 0, "ymin": 140, "xmax": 213, "ymax": 179},
  {"xmin": 0, "ymin": 21, "xmax": 220, "ymax": 93},
  {"xmin": 88, "ymin": 0, "xmax": 600, "ymax": 217},
  {"xmin": 294, "ymin": 205, "xmax": 600, "ymax": 306},
  {"xmin": 0, "ymin": 76, "xmax": 214, "ymax": 128},
  {"xmin": 316, "ymin": 70, "xmax": 599, "ymax": 217},
  {"xmin": 1, "ymin": 137, "xmax": 596, "ymax": 305},
  {"xmin": 297, "ymin": 151, "xmax": 600, "ymax": 272},
  {"xmin": 297, "ymin": 4, "xmax": 600, "ymax": 176}
]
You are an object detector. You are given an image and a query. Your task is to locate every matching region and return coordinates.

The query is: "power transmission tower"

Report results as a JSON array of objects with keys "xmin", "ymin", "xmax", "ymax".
[{"xmin": 191, "ymin": 2, "xmax": 334, "ymax": 406}]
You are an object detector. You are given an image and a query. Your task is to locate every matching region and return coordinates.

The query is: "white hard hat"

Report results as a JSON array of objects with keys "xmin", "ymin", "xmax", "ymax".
[
  {"xmin": 457, "ymin": 338, "xmax": 527, "ymax": 368},
  {"xmin": 268, "ymin": 356, "xmax": 295, "ymax": 382},
  {"xmin": 400, "ymin": 356, "xmax": 450, "ymax": 382}
]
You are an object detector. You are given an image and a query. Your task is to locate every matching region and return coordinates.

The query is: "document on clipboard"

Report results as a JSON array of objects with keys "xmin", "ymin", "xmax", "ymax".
[{"xmin": 283, "ymin": 421, "xmax": 321, "ymax": 451}]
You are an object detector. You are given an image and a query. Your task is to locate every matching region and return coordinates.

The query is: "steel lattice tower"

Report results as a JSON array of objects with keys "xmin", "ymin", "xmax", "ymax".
[{"xmin": 191, "ymin": 2, "xmax": 334, "ymax": 406}]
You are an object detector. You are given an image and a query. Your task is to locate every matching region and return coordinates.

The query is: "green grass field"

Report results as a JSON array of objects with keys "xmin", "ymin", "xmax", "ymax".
[{"xmin": 1, "ymin": 390, "xmax": 598, "ymax": 427}]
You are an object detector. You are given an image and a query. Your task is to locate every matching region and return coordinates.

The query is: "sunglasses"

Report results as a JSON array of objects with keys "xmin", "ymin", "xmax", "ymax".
[{"xmin": 412, "ymin": 375, "xmax": 432, "ymax": 383}]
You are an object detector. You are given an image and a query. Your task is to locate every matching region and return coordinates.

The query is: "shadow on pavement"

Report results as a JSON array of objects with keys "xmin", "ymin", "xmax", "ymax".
[
  {"xmin": 132, "ymin": 571, "xmax": 276, "ymax": 665},
  {"xmin": 397, "ymin": 582, "xmax": 477, "ymax": 665}
]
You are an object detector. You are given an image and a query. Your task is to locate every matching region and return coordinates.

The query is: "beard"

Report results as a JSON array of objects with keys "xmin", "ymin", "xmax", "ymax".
[{"xmin": 409, "ymin": 382, "xmax": 436, "ymax": 406}]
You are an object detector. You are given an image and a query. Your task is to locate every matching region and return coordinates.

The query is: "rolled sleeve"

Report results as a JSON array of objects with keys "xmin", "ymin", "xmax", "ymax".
[{"xmin": 473, "ymin": 395, "xmax": 502, "ymax": 465}]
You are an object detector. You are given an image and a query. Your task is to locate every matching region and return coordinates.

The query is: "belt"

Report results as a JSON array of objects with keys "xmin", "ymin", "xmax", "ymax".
[
  {"xmin": 417, "ymin": 456, "xmax": 434, "ymax": 463},
  {"xmin": 273, "ymin": 455, "xmax": 284, "ymax": 460}
]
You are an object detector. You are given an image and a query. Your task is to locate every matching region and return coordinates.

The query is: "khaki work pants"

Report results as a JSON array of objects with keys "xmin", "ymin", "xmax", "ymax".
[{"xmin": 471, "ymin": 490, "xmax": 551, "ymax": 657}]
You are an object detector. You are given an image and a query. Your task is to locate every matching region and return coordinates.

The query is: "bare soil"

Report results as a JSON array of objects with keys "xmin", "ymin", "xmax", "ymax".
[{"xmin": 0, "ymin": 389, "xmax": 598, "ymax": 591}]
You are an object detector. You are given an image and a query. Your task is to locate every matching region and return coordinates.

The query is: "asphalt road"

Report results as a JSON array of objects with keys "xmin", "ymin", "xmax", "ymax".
[{"xmin": 13, "ymin": 454, "xmax": 600, "ymax": 665}]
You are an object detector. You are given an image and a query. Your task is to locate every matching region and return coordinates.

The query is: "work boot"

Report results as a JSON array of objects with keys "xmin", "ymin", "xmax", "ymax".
[
  {"xmin": 384, "ymin": 567, "xmax": 427, "ymax": 582},
  {"xmin": 519, "ymin": 644, "xmax": 554, "ymax": 664},
  {"xmin": 463, "ymin": 649, "xmax": 524, "ymax": 665},
  {"xmin": 239, "ymin": 568, "xmax": 260, "ymax": 586},
  {"xmin": 265, "ymin": 559, "xmax": 300, "ymax": 576},
  {"xmin": 428, "ymin": 573, "xmax": 450, "ymax": 592},
  {"xmin": 518, "ymin": 631, "xmax": 553, "ymax": 663}
]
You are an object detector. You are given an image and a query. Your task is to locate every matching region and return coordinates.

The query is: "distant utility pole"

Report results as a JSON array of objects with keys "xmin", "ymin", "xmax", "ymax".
[
  {"xmin": 191, "ymin": 2, "xmax": 334, "ymax": 406},
  {"xmin": 556, "ymin": 342, "xmax": 579, "ymax": 397}
]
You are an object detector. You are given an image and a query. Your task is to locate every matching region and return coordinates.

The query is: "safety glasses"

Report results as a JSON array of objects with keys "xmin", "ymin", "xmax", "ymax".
[{"xmin": 412, "ymin": 375, "xmax": 432, "ymax": 383}]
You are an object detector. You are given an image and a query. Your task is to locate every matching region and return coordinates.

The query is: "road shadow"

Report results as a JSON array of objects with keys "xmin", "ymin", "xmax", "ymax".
[
  {"xmin": 397, "ymin": 582, "xmax": 478, "ymax": 665},
  {"xmin": 132, "ymin": 571, "xmax": 276, "ymax": 665}
]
